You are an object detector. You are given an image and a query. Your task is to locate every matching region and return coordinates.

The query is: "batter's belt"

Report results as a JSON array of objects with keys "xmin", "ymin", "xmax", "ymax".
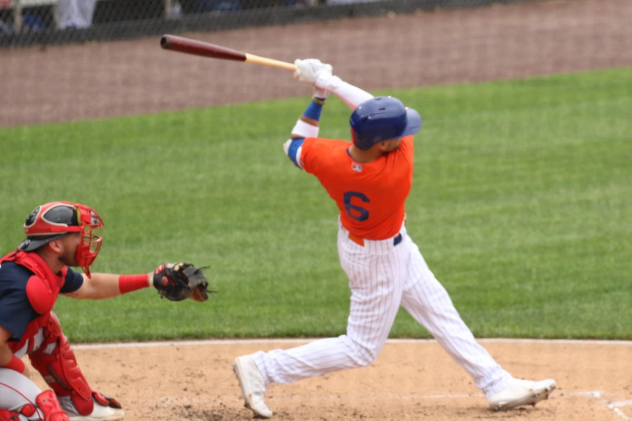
[{"xmin": 348, "ymin": 232, "xmax": 403, "ymax": 247}]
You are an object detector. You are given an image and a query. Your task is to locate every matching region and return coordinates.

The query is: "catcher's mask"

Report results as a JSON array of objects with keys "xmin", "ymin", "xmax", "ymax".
[
  {"xmin": 350, "ymin": 96, "xmax": 422, "ymax": 151},
  {"xmin": 18, "ymin": 201, "xmax": 104, "ymax": 278}
]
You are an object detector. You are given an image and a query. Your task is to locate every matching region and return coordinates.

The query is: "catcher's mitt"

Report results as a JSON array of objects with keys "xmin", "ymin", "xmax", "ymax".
[{"xmin": 152, "ymin": 262, "xmax": 213, "ymax": 302}]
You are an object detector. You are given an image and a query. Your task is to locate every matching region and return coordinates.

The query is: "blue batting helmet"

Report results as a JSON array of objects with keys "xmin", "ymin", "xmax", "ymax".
[{"xmin": 350, "ymin": 96, "xmax": 422, "ymax": 151}]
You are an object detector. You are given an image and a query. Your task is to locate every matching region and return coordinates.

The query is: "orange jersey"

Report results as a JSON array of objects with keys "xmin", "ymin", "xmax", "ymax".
[{"xmin": 300, "ymin": 136, "xmax": 414, "ymax": 240}]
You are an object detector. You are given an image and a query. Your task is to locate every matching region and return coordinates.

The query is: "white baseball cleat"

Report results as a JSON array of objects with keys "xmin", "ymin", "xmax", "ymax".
[
  {"xmin": 59, "ymin": 397, "xmax": 124, "ymax": 421},
  {"xmin": 233, "ymin": 355, "xmax": 273, "ymax": 418},
  {"xmin": 488, "ymin": 377, "xmax": 557, "ymax": 411}
]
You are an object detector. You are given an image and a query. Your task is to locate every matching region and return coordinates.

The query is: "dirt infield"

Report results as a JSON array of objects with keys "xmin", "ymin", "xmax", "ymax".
[{"xmin": 26, "ymin": 340, "xmax": 632, "ymax": 420}]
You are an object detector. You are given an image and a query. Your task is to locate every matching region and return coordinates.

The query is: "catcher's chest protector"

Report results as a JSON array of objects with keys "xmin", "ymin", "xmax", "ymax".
[
  {"xmin": 0, "ymin": 252, "xmax": 95, "ymax": 416},
  {"xmin": 0, "ymin": 251, "xmax": 66, "ymax": 353}
]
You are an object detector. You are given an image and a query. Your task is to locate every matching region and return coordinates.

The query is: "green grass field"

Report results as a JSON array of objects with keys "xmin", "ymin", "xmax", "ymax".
[{"xmin": 1, "ymin": 67, "xmax": 630, "ymax": 342}]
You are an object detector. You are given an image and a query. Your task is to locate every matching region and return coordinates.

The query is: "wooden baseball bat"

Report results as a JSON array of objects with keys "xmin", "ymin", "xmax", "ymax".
[{"xmin": 160, "ymin": 34, "xmax": 296, "ymax": 71}]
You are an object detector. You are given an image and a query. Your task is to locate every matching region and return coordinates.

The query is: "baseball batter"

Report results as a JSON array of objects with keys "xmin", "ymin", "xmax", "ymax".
[
  {"xmin": 0, "ymin": 201, "xmax": 209, "ymax": 421},
  {"xmin": 232, "ymin": 59, "xmax": 556, "ymax": 418}
]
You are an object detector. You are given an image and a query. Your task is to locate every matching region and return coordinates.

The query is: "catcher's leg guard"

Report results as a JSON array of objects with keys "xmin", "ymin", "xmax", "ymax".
[
  {"xmin": 35, "ymin": 391, "xmax": 70, "ymax": 421},
  {"xmin": 0, "ymin": 410, "xmax": 20, "ymax": 421},
  {"xmin": 92, "ymin": 393, "xmax": 122, "ymax": 410},
  {"xmin": 28, "ymin": 314, "xmax": 94, "ymax": 416},
  {"xmin": 0, "ymin": 391, "xmax": 69, "ymax": 421}
]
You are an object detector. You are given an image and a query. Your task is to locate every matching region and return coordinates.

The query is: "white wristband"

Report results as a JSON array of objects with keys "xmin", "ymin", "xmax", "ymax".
[{"xmin": 291, "ymin": 119, "xmax": 319, "ymax": 138}]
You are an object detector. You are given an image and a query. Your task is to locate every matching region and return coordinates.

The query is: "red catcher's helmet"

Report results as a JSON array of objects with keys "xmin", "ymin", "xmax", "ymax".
[{"xmin": 18, "ymin": 202, "xmax": 104, "ymax": 278}]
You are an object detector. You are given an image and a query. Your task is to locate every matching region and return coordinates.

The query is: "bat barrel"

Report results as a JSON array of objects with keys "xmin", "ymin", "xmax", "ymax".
[
  {"xmin": 160, "ymin": 34, "xmax": 296, "ymax": 71},
  {"xmin": 160, "ymin": 34, "xmax": 247, "ymax": 62}
]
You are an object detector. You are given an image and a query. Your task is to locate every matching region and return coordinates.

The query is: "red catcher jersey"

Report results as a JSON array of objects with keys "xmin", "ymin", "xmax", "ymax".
[{"xmin": 301, "ymin": 136, "xmax": 414, "ymax": 240}]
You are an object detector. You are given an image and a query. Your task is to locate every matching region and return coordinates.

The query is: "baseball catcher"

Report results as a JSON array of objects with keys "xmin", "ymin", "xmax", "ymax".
[{"xmin": 0, "ymin": 201, "xmax": 213, "ymax": 421}]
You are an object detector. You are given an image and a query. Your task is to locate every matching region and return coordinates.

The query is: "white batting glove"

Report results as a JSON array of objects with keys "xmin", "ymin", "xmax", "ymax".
[{"xmin": 294, "ymin": 58, "xmax": 333, "ymax": 85}]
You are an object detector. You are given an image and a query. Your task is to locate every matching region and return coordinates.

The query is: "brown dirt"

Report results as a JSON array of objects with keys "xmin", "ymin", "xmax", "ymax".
[
  {"xmin": 2, "ymin": 0, "xmax": 632, "ymax": 128},
  {"xmin": 27, "ymin": 340, "xmax": 632, "ymax": 420},
  {"xmin": 8, "ymin": 0, "xmax": 632, "ymax": 419}
]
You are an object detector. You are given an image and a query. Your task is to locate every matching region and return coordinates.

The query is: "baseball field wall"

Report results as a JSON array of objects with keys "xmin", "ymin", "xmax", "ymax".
[{"xmin": 3, "ymin": 0, "xmax": 546, "ymax": 49}]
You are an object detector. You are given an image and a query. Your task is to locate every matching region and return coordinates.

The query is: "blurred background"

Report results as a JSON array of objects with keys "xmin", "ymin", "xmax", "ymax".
[
  {"xmin": 2, "ymin": 0, "xmax": 630, "ymax": 128},
  {"xmin": 0, "ymin": 0, "xmax": 506, "ymax": 46}
]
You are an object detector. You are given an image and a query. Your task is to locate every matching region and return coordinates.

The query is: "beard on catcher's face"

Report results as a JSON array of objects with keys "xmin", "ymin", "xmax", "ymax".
[
  {"xmin": 58, "ymin": 246, "xmax": 78, "ymax": 267},
  {"xmin": 57, "ymin": 233, "xmax": 80, "ymax": 267}
]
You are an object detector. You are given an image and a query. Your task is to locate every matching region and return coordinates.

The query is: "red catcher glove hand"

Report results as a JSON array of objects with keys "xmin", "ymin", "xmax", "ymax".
[{"xmin": 152, "ymin": 262, "xmax": 213, "ymax": 302}]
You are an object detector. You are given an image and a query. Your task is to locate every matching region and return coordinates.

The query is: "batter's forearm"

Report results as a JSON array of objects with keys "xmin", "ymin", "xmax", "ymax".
[
  {"xmin": 315, "ymin": 76, "xmax": 373, "ymax": 110},
  {"xmin": 291, "ymin": 95, "xmax": 326, "ymax": 139},
  {"xmin": 286, "ymin": 94, "xmax": 328, "ymax": 169}
]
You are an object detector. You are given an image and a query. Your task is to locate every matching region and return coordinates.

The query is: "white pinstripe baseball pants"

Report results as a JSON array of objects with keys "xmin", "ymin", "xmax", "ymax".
[{"xmin": 252, "ymin": 223, "xmax": 510, "ymax": 397}]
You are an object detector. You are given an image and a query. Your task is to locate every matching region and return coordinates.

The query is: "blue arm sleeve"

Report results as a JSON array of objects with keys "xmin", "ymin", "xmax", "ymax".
[
  {"xmin": 303, "ymin": 98, "xmax": 325, "ymax": 121},
  {"xmin": 285, "ymin": 138, "xmax": 305, "ymax": 169}
]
